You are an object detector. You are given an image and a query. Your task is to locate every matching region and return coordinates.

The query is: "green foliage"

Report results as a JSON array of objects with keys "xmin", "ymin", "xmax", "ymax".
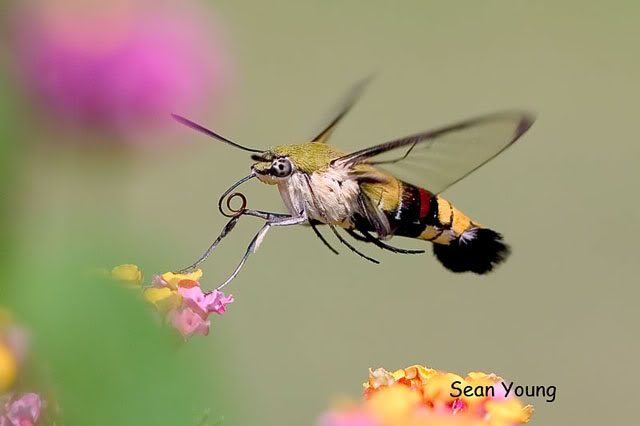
[{"xmin": 6, "ymin": 250, "xmax": 226, "ymax": 426}]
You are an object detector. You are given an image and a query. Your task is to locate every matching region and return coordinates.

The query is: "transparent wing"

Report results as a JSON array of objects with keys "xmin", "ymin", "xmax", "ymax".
[
  {"xmin": 333, "ymin": 111, "xmax": 535, "ymax": 194},
  {"xmin": 310, "ymin": 76, "xmax": 374, "ymax": 143}
]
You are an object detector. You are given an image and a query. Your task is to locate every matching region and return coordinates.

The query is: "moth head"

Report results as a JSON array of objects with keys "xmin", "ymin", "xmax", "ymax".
[
  {"xmin": 251, "ymin": 143, "xmax": 342, "ymax": 185},
  {"xmin": 251, "ymin": 152, "xmax": 294, "ymax": 185}
]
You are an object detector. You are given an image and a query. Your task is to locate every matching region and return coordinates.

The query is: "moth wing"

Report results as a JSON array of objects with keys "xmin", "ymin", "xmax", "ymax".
[
  {"xmin": 334, "ymin": 111, "xmax": 535, "ymax": 194},
  {"xmin": 310, "ymin": 76, "xmax": 373, "ymax": 143}
]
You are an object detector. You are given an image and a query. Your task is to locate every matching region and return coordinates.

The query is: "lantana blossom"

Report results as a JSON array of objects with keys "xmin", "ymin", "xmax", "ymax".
[
  {"xmin": 320, "ymin": 364, "xmax": 533, "ymax": 426},
  {"xmin": 110, "ymin": 266, "xmax": 233, "ymax": 339},
  {"xmin": 144, "ymin": 270, "xmax": 233, "ymax": 339},
  {"xmin": 8, "ymin": 2, "xmax": 227, "ymax": 138}
]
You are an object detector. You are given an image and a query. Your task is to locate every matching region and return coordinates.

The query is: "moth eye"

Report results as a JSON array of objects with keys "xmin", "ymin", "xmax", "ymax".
[{"xmin": 272, "ymin": 158, "xmax": 292, "ymax": 177}]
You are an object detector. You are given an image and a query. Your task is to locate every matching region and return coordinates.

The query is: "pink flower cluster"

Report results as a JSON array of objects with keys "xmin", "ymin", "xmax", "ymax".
[
  {"xmin": 8, "ymin": 2, "xmax": 227, "ymax": 137},
  {"xmin": 144, "ymin": 270, "xmax": 233, "ymax": 339},
  {"xmin": 0, "ymin": 393, "xmax": 44, "ymax": 426}
]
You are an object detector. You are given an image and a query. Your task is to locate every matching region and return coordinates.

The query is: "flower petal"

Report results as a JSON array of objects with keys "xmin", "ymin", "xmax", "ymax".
[
  {"xmin": 177, "ymin": 284, "xmax": 208, "ymax": 319},
  {"xmin": 143, "ymin": 287, "xmax": 182, "ymax": 314},
  {"xmin": 206, "ymin": 291, "xmax": 234, "ymax": 315},
  {"xmin": 111, "ymin": 264, "xmax": 143, "ymax": 287},
  {"xmin": 170, "ymin": 308, "xmax": 210, "ymax": 338},
  {"xmin": 161, "ymin": 269, "xmax": 203, "ymax": 290},
  {"xmin": 150, "ymin": 275, "xmax": 170, "ymax": 289},
  {"xmin": 178, "ymin": 285, "xmax": 233, "ymax": 319}
]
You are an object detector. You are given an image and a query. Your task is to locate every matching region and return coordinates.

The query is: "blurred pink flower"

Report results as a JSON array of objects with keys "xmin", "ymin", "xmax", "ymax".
[
  {"xmin": 1, "ymin": 393, "xmax": 45, "ymax": 426},
  {"xmin": 9, "ymin": 2, "xmax": 227, "ymax": 139}
]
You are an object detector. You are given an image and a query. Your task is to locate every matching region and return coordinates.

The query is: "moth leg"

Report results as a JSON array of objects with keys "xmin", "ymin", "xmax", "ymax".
[
  {"xmin": 345, "ymin": 229, "xmax": 369, "ymax": 242},
  {"xmin": 329, "ymin": 224, "xmax": 379, "ymax": 264},
  {"xmin": 175, "ymin": 214, "xmax": 242, "ymax": 274},
  {"xmin": 216, "ymin": 214, "xmax": 308, "ymax": 290},
  {"xmin": 176, "ymin": 209, "xmax": 294, "ymax": 274},
  {"xmin": 310, "ymin": 220, "xmax": 339, "ymax": 255},
  {"xmin": 346, "ymin": 228, "xmax": 422, "ymax": 255},
  {"xmin": 357, "ymin": 228, "xmax": 425, "ymax": 254},
  {"xmin": 243, "ymin": 209, "xmax": 292, "ymax": 221}
]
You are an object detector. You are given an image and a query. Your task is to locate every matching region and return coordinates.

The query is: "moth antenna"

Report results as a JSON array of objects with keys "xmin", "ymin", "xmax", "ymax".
[{"xmin": 171, "ymin": 113, "xmax": 265, "ymax": 153}]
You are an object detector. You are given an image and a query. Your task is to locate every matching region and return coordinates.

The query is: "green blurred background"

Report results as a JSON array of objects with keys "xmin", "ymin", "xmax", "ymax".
[{"xmin": 1, "ymin": 1, "xmax": 639, "ymax": 425}]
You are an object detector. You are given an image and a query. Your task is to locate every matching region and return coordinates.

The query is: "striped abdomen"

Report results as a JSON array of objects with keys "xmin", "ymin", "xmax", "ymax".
[
  {"xmin": 385, "ymin": 181, "xmax": 510, "ymax": 274},
  {"xmin": 389, "ymin": 181, "xmax": 478, "ymax": 245},
  {"xmin": 357, "ymin": 177, "xmax": 510, "ymax": 273}
]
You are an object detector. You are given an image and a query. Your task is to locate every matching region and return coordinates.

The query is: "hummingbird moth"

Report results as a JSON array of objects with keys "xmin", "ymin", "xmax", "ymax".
[{"xmin": 172, "ymin": 79, "xmax": 535, "ymax": 289}]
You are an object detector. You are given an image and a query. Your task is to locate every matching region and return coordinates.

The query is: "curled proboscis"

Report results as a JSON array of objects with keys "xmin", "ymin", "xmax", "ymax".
[{"xmin": 220, "ymin": 192, "xmax": 247, "ymax": 218}]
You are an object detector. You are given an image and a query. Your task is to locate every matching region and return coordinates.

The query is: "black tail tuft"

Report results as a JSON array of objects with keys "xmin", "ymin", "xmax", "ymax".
[{"xmin": 432, "ymin": 228, "xmax": 510, "ymax": 274}]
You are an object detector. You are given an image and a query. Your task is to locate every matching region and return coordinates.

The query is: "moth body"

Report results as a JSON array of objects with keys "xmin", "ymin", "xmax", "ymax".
[{"xmin": 252, "ymin": 141, "xmax": 504, "ymax": 273}]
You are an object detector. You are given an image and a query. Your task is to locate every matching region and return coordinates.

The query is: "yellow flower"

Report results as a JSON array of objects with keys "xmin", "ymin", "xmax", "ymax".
[
  {"xmin": 111, "ymin": 264, "xmax": 143, "ymax": 287},
  {"xmin": 159, "ymin": 269, "xmax": 203, "ymax": 290},
  {"xmin": 0, "ymin": 343, "xmax": 17, "ymax": 392},
  {"xmin": 143, "ymin": 287, "xmax": 182, "ymax": 314}
]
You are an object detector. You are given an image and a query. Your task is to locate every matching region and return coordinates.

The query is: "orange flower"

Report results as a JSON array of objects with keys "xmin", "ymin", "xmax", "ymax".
[
  {"xmin": 321, "ymin": 365, "xmax": 533, "ymax": 426},
  {"xmin": 363, "ymin": 365, "xmax": 532, "ymax": 426}
]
